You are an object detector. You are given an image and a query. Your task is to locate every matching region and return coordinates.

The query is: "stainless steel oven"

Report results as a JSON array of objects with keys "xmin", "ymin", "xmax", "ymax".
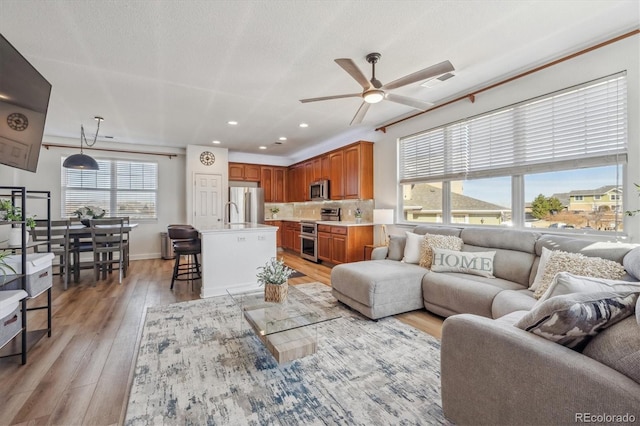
[
  {"xmin": 299, "ymin": 208, "xmax": 341, "ymax": 263},
  {"xmin": 300, "ymin": 221, "xmax": 318, "ymax": 262}
]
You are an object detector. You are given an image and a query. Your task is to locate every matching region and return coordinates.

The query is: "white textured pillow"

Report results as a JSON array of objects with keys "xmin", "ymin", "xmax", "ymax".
[
  {"xmin": 537, "ymin": 272, "xmax": 640, "ymax": 304},
  {"xmin": 419, "ymin": 233, "xmax": 463, "ymax": 269},
  {"xmin": 431, "ymin": 247, "xmax": 496, "ymax": 278},
  {"xmin": 533, "ymin": 250, "xmax": 626, "ymax": 299},
  {"xmin": 530, "ymin": 246, "xmax": 553, "ymax": 291},
  {"xmin": 402, "ymin": 231, "xmax": 423, "ymax": 264}
]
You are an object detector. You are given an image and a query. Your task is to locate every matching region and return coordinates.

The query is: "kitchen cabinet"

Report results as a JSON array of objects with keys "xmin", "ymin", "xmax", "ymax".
[
  {"xmin": 260, "ymin": 166, "xmax": 287, "ymax": 203},
  {"xmin": 329, "ymin": 150, "xmax": 344, "ymax": 200},
  {"xmin": 321, "ymin": 155, "xmax": 331, "ymax": 180},
  {"xmin": 317, "ymin": 224, "xmax": 373, "ymax": 264},
  {"xmin": 281, "ymin": 221, "xmax": 299, "ymax": 251},
  {"xmin": 229, "ymin": 162, "xmax": 261, "ymax": 182},
  {"xmin": 343, "ymin": 142, "xmax": 373, "ymax": 199},
  {"xmin": 287, "ymin": 164, "xmax": 305, "ymax": 202}
]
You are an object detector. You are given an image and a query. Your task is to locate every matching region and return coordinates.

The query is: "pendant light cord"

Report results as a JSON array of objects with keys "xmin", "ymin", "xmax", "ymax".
[{"xmin": 80, "ymin": 116, "xmax": 103, "ymax": 152}]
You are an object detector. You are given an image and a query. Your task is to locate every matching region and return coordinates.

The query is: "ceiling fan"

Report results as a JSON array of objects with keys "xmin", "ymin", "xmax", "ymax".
[{"xmin": 300, "ymin": 53, "xmax": 455, "ymax": 125}]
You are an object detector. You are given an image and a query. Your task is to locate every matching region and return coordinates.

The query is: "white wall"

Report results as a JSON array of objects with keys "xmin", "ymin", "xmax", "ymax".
[
  {"xmin": 372, "ymin": 35, "xmax": 640, "ymax": 242},
  {"xmin": 0, "ymin": 137, "xmax": 186, "ymax": 259}
]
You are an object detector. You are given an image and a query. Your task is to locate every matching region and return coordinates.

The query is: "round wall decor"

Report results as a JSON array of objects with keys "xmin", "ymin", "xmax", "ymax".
[
  {"xmin": 200, "ymin": 151, "xmax": 215, "ymax": 166},
  {"xmin": 7, "ymin": 112, "xmax": 29, "ymax": 131}
]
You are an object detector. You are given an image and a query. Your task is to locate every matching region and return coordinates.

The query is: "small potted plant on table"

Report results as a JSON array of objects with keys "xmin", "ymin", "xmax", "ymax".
[
  {"xmin": 257, "ymin": 257, "xmax": 294, "ymax": 303},
  {"xmin": 4, "ymin": 205, "xmax": 36, "ymax": 246},
  {"xmin": 73, "ymin": 206, "xmax": 106, "ymax": 226}
]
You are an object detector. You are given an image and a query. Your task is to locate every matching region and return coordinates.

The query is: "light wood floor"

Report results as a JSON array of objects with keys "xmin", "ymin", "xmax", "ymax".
[{"xmin": 0, "ymin": 251, "xmax": 444, "ymax": 425}]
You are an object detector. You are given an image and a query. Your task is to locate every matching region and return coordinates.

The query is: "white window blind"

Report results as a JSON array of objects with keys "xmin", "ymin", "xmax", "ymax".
[
  {"xmin": 62, "ymin": 158, "xmax": 158, "ymax": 219},
  {"xmin": 399, "ymin": 73, "xmax": 627, "ymax": 183}
]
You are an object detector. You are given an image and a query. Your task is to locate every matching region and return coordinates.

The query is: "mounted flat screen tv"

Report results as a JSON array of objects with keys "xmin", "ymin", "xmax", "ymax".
[{"xmin": 0, "ymin": 33, "xmax": 51, "ymax": 172}]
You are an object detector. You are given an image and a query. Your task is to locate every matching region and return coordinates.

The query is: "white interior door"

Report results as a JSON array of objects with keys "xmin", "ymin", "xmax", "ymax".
[{"xmin": 193, "ymin": 173, "xmax": 222, "ymax": 229}]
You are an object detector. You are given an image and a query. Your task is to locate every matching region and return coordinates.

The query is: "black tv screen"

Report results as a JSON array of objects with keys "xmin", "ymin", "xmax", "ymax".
[{"xmin": 0, "ymin": 33, "xmax": 51, "ymax": 172}]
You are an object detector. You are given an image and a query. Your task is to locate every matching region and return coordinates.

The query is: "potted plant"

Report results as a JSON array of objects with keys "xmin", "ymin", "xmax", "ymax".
[
  {"xmin": 625, "ymin": 183, "xmax": 640, "ymax": 217},
  {"xmin": 257, "ymin": 257, "xmax": 294, "ymax": 302},
  {"xmin": 4, "ymin": 205, "xmax": 36, "ymax": 246},
  {"xmin": 0, "ymin": 198, "xmax": 12, "ymax": 221},
  {"xmin": 0, "ymin": 250, "xmax": 16, "ymax": 277},
  {"xmin": 269, "ymin": 206, "xmax": 280, "ymax": 219},
  {"xmin": 354, "ymin": 207, "xmax": 363, "ymax": 223},
  {"xmin": 73, "ymin": 206, "xmax": 106, "ymax": 225}
]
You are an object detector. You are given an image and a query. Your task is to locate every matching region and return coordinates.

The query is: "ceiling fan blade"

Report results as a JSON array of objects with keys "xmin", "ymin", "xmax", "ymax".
[
  {"xmin": 350, "ymin": 102, "xmax": 370, "ymax": 125},
  {"xmin": 385, "ymin": 93, "xmax": 434, "ymax": 110},
  {"xmin": 335, "ymin": 58, "xmax": 372, "ymax": 90},
  {"xmin": 300, "ymin": 93, "xmax": 361, "ymax": 103},
  {"xmin": 382, "ymin": 60, "xmax": 455, "ymax": 91}
]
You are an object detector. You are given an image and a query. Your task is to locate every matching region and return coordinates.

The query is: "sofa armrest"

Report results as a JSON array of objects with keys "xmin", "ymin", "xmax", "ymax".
[
  {"xmin": 441, "ymin": 314, "xmax": 640, "ymax": 425},
  {"xmin": 370, "ymin": 246, "xmax": 388, "ymax": 260}
]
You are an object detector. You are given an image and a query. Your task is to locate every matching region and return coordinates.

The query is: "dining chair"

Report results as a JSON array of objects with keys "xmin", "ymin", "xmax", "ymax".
[
  {"xmin": 70, "ymin": 217, "xmax": 94, "ymax": 282},
  {"xmin": 90, "ymin": 218, "xmax": 128, "ymax": 284},
  {"xmin": 31, "ymin": 219, "xmax": 75, "ymax": 290}
]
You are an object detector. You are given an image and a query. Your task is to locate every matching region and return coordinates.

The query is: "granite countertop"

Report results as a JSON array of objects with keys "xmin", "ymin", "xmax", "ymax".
[
  {"xmin": 198, "ymin": 223, "xmax": 278, "ymax": 233},
  {"xmin": 264, "ymin": 218, "xmax": 373, "ymax": 227}
]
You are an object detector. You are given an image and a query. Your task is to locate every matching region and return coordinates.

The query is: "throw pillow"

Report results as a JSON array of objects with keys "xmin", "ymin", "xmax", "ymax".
[
  {"xmin": 529, "ymin": 246, "xmax": 553, "ymax": 291},
  {"xmin": 537, "ymin": 272, "xmax": 640, "ymax": 304},
  {"xmin": 623, "ymin": 246, "xmax": 640, "ymax": 281},
  {"xmin": 387, "ymin": 234, "xmax": 406, "ymax": 261},
  {"xmin": 431, "ymin": 247, "xmax": 496, "ymax": 278},
  {"xmin": 515, "ymin": 291, "xmax": 640, "ymax": 351},
  {"xmin": 402, "ymin": 231, "xmax": 423, "ymax": 264},
  {"xmin": 419, "ymin": 233, "xmax": 464, "ymax": 269},
  {"xmin": 532, "ymin": 250, "xmax": 626, "ymax": 299}
]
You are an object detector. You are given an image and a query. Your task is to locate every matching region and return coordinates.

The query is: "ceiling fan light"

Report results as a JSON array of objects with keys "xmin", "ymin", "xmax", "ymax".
[{"xmin": 363, "ymin": 89, "xmax": 384, "ymax": 104}]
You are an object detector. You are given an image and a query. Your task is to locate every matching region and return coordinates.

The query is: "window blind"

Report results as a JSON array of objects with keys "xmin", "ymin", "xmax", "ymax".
[
  {"xmin": 399, "ymin": 73, "xmax": 627, "ymax": 183},
  {"xmin": 62, "ymin": 158, "xmax": 158, "ymax": 219}
]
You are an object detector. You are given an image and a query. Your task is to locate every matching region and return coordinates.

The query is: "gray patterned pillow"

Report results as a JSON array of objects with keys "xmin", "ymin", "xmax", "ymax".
[
  {"xmin": 419, "ymin": 233, "xmax": 464, "ymax": 269},
  {"xmin": 515, "ymin": 291, "xmax": 640, "ymax": 351}
]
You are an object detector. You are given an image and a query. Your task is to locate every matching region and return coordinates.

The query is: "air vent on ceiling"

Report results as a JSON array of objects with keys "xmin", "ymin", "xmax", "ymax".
[{"xmin": 421, "ymin": 72, "xmax": 455, "ymax": 88}]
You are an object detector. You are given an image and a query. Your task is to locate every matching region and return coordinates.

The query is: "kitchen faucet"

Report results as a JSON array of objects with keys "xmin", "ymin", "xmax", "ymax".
[{"xmin": 224, "ymin": 201, "xmax": 239, "ymax": 224}]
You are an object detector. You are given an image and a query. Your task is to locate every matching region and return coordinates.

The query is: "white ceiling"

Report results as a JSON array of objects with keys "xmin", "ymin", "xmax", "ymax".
[{"xmin": 1, "ymin": 1, "xmax": 638, "ymax": 161}]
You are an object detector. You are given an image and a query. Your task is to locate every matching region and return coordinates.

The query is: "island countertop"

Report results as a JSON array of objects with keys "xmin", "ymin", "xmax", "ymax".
[{"xmin": 198, "ymin": 223, "xmax": 278, "ymax": 234}]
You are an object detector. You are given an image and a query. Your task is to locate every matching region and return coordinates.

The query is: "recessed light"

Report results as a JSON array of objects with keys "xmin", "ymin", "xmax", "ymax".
[
  {"xmin": 227, "ymin": 120, "xmax": 238, "ymax": 125},
  {"xmin": 279, "ymin": 137, "xmax": 287, "ymax": 141},
  {"xmin": 259, "ymin": 146, "xmax": 267, "ymax": 150},
  {"xmin": 212, "ymin": 140, "xmax": 221, "ymax": 144},
  {"xmin": 299, "ymin": 123, "xmax": 308, "ymax": 128}
]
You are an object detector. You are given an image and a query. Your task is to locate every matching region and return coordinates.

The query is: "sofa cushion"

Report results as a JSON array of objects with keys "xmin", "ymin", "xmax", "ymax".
[
  {"xmin": 537, "ymin": 272, "xmax": 640, "ymax": 304},
  {"xmin": 431, "ymin": 248, "xmax": 495, "ymax": 278},
  {"xmin": 419, "ymin": 234, "xmax": 464, "ymax": 269},
  {"xmin": 532, "ymin": 250, "xmax": 626, "ymax": 299},
  {"xmin": 491, "ymin": 289, "xmax": 537, "ymax": 318},
  {"xmin": 402, "ymin": 231, "xmax": 423, "ymax": 264},
  {"xmin": 535, "ymin": 234, "xmax": 635, "ymax": 263},
  {"xmin": 423, "ymin": 272, "xmax": 523, "ymax": 318},
  {"xmin": 412, "ymin": 225, "xmax": 462, "ymax": 237},
  {"xmin": 582, "ymin": 316, "xmax": 640, "ymax": 384},
  {"xmin": 515, "ymin": 291, "xmax": 640, "ymax": 351},
  {"xmin": 387, "ymin": 234, "xmax": 406, "ymax": 261},
  {"xmin": 623, "ymin": 246, "xmax": 640, "ymax": 280},
  {"xmin": 460, "ymin": 227, "xmax": 539, "ymax": 254}
]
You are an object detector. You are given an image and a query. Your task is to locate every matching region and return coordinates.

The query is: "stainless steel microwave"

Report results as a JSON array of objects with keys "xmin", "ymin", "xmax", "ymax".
[{"xmin": 310, "ymin": 180, "xmax": 329, "ymax": 201}]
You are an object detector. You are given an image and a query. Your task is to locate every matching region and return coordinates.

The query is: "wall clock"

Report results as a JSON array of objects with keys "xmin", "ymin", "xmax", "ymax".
[
  {"xmin": 200, "ymin": 151, "xmax": 215, "ymax": 166},
  {"xmin": 7, "ymin": 112, "xmax": 29, "ymax": 131}
]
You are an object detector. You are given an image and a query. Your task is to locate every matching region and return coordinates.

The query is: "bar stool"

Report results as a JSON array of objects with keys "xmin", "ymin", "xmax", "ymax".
[{"xmin": 167, "ymin": 226, "xmax": 201, "ymax": 290}]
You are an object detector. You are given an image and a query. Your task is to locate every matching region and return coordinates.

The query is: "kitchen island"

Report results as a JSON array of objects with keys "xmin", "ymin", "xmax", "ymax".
[{"xmin": 198, "ymin": 223, "xmax": 278, "ymax": 298}]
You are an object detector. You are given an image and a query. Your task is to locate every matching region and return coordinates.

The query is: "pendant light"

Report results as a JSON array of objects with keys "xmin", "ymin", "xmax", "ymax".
[{"xmin": 63, "ymin": 116, "xmax": 103, "ymax": 170}]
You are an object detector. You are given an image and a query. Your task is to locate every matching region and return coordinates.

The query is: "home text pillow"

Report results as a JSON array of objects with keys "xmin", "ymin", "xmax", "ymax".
[
  {"xmin": 419, "ymin": 233, "xmax": 463, "ymax": 269},
  {"xmin": 537, "ymin": 272, "xmax": 640, "ymax": 304},
  {"xmin": 515, "ymin": 291, "xmax": 640, "ymax": 351},
  {"xmin": 532, "ymin": 250, "xmax": 626, "ymax": 299},
  {"xmin": 402, "ymin": 231, "xmax": 423, "ymax": 264},
  {"xmin": 431, "ymin": 247, "xmax": 496, "ymax": 278}
]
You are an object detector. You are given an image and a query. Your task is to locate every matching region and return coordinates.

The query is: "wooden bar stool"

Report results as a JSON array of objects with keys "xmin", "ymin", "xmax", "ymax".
[{"xmin": 167, "ymin": 226, "xmax": 201, "ymax": 290}]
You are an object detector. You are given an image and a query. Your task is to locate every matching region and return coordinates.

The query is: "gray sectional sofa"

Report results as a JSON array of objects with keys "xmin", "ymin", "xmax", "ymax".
[{"xmin": 330, "ymin": 225, "xmax": 640, "ymax": 424}]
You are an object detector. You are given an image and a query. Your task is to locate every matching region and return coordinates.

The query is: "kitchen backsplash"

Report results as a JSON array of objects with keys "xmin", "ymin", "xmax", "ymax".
[{"xmin": 265, "ymin": 199, "xmax": 375, "ymax": 222}]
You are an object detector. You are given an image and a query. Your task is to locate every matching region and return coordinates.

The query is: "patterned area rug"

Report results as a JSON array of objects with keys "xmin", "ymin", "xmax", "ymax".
[{"xmin": 125, "ymin": 283, "xmax": 449, "ymax": 425}]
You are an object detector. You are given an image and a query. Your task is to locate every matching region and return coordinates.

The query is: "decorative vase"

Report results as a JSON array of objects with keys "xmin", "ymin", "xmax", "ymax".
[
  {"xmin": 264, "ymin": 282, "xmax": 288, "ymax": 303},
  {"xmin": 272, "ymin": 213, "xmax": 278, "ymax": 219},
  {"xmin": 355, "ymin": 217, "xmax": 362, "ymax": 223},
  {"xmin": 8, "ymin": 226, "xmax": 22, "ymax": 246}
]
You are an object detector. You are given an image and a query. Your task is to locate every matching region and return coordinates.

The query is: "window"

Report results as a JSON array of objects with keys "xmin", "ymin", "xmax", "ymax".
[
  {"xmin": 62, "ymin": 158, "xmax": 158, "ymax": 219},
  {"xmin": 398, "ymin": 73, "xmax": 627, "ymax": 233},
  {"xmin": 594, "ymin": 195, "xmax": 601, "ymax": 200}
]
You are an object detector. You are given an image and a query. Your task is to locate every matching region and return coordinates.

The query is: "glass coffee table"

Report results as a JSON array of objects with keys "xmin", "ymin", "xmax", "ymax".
[{"xmin": 227, "ymin": 285, "xmax": 341, "ymax": 363}]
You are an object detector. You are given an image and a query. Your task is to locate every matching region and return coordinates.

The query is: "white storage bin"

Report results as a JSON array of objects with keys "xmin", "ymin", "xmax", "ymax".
[
  {"xmin": 3, "ymin": 253, "xmax": 55, "ymax": 297},
  {"xmin": 0, "ymin": 290, "xmax": 28, "ymax": 349}
]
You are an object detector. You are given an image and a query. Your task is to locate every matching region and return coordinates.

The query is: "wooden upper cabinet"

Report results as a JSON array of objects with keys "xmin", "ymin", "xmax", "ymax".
[
  {"xmin": 273, "ymin": 167, "xmax": 286, "ymax": 203},
  {"xmin": 260, "ymin": 166, "xmax": 274, "ymax": 202},
  {"xmin": 321, "ymin": 155, "xmax": 331, "ymax": 180},
  {"xmin": 229, "ymin": 162, "xmax": 261, "ymax": 182},
  {"xmin": 329, "ymin": 150, "xmax": 344, "ymax": 200},
  {"xmin": 312, "ymin": 157, "xmax": 322, "ymax": 181},
  {"xmin": 343, "ymin": 141, "xmax": 374, "ymax": 200}
]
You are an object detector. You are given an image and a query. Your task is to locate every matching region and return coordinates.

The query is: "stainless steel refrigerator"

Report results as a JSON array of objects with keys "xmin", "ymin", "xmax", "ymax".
[{"xmin": 228, "ymin": 187, "xmax": 265, "ymax": 224}]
